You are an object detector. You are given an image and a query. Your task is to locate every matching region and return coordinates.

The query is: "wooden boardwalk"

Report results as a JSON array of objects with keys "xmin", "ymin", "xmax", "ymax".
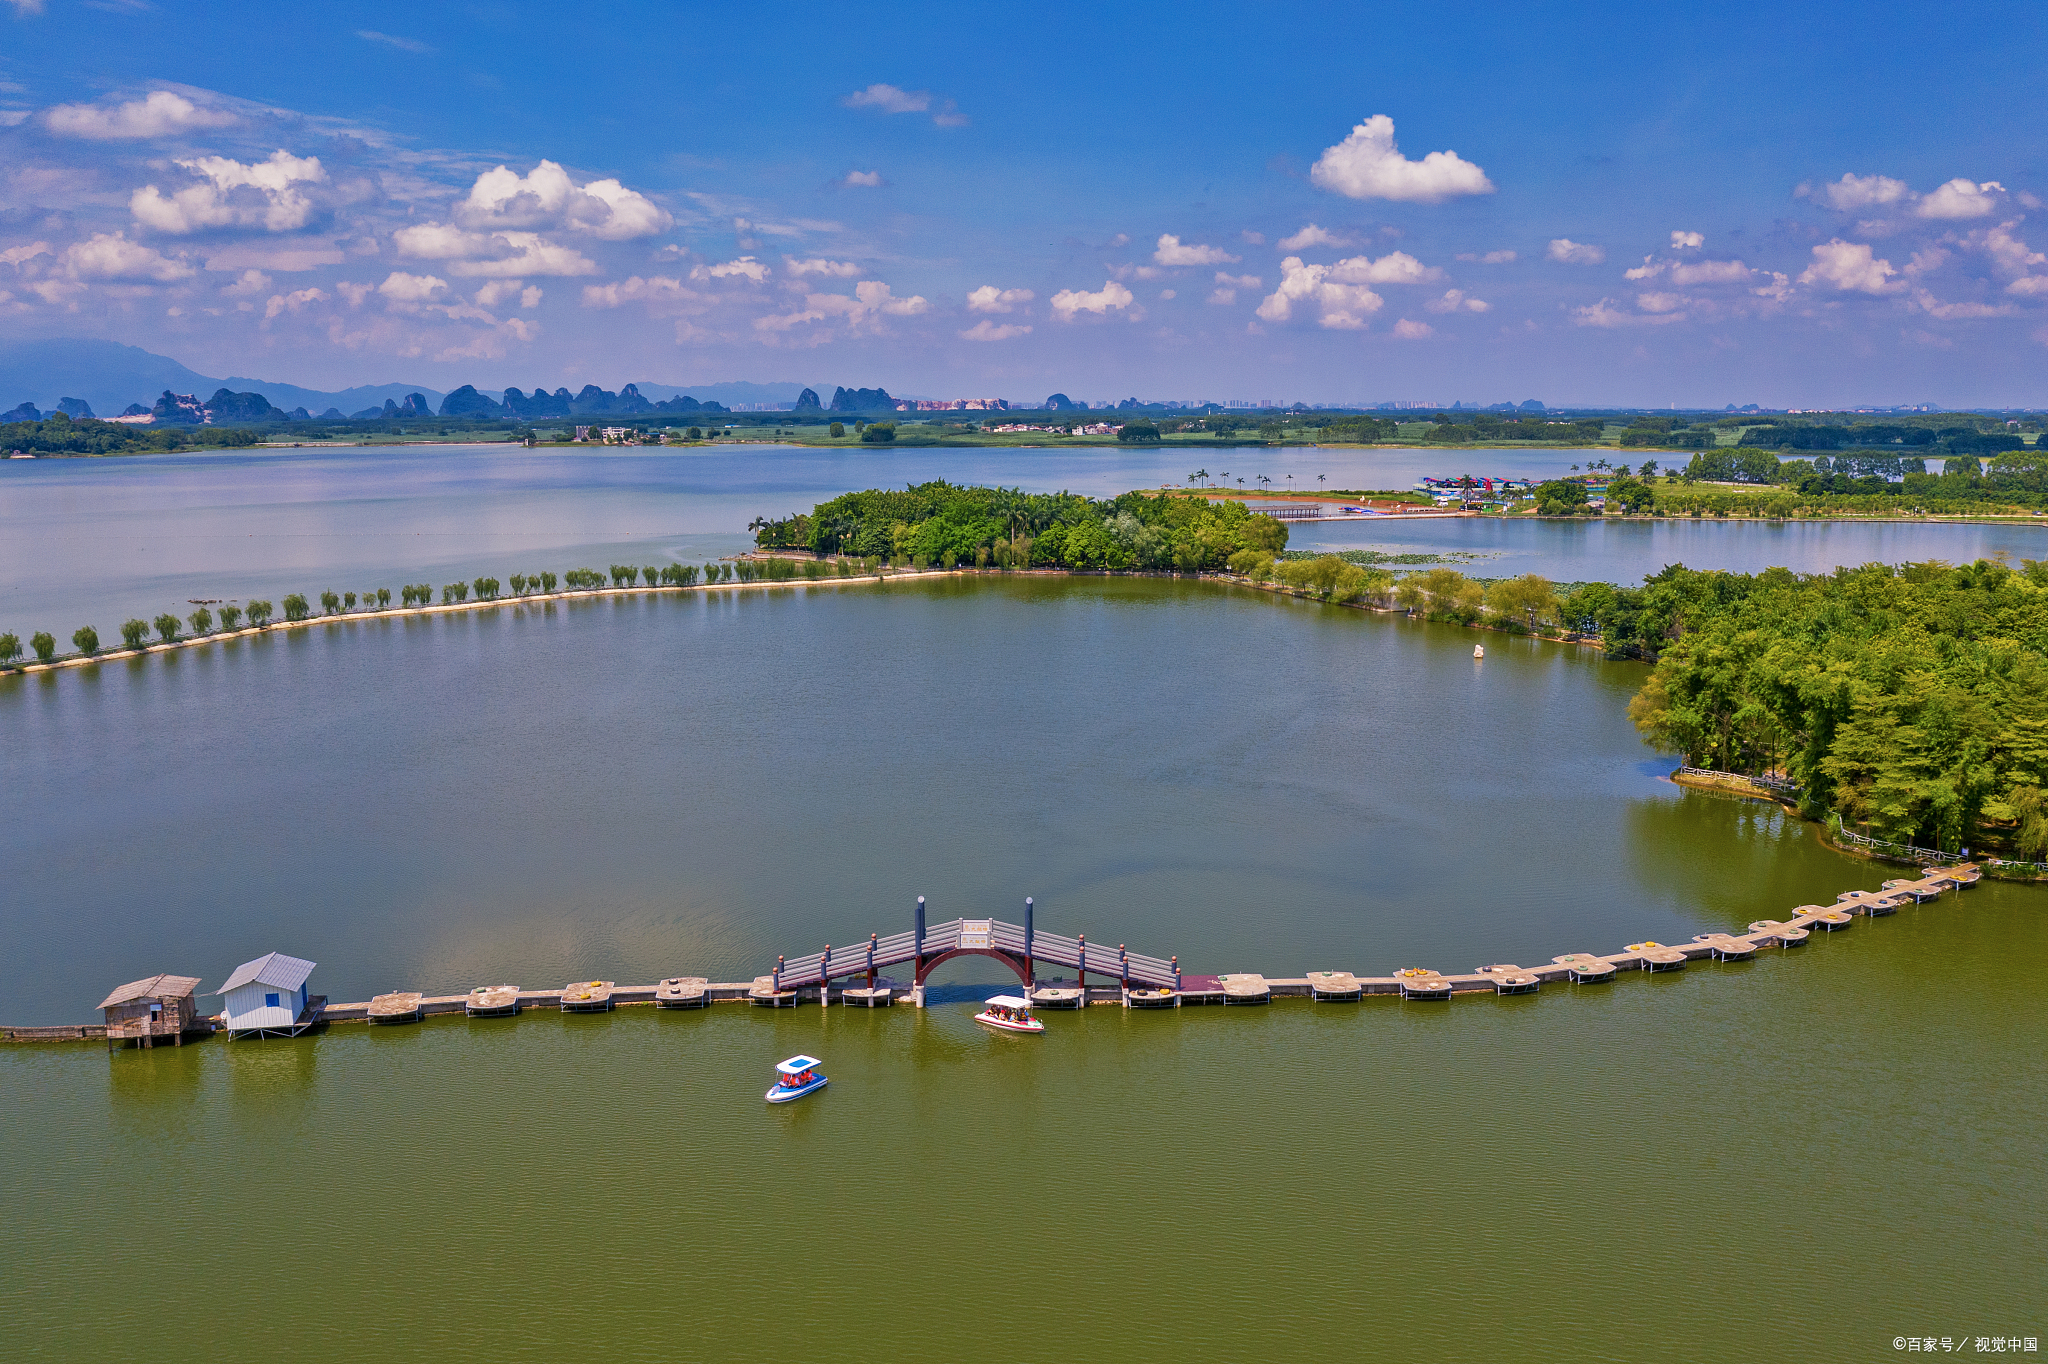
[{"xmin": 6, "ymin": 866, "xmax": 1982, "ymax": 1041}]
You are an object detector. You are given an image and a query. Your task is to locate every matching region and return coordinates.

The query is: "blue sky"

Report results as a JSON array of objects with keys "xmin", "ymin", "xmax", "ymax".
[{"xmin": 3, "ymin": 0, "xmax": 2046, "ymax": 407}]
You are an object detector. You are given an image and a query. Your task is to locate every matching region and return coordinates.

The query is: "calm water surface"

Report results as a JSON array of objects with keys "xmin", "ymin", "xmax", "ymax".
[
  {"xmin": 1, "ymin": 577, "xmax": 2040, "ymax": 1359},
  {"xmin": 3, "ymin": 443, "xmax": 2041, "ymax": 630}
]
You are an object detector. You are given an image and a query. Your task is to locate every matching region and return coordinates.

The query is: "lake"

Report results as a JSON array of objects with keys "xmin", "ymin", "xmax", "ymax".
[
  {"xmin": 2, "ymin": 443, "xmax": 2041, "ymax": 631},
  {"xmin": 1, "ymin": 573, "xmax": 2040, "ymax": 1360}
]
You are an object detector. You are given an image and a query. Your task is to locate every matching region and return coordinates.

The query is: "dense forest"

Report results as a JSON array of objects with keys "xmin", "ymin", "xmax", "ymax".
[
  {"xmin": 753, "ymin": 482, "xmax": 1289, "ymax": 570},
  {"xmin": 1568, "ymin": 560, "xmax": 2048, "ymax": 856}
]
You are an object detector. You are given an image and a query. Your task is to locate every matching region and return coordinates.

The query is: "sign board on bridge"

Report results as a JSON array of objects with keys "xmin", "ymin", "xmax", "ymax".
[{"xmin": 959, "ymin": 919, "xmax": 992, "ymax": 949}]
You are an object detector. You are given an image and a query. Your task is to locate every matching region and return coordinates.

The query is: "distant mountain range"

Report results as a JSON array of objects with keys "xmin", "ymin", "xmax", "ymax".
[{"xmin": 0, "ymin": 338, "xmax": 826, "ymax": 421}]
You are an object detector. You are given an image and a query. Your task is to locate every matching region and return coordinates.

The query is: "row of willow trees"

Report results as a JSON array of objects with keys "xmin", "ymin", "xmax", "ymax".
[{"xmin": 752, "ymin": 482, "xmax": 1290, "ymax": 569}]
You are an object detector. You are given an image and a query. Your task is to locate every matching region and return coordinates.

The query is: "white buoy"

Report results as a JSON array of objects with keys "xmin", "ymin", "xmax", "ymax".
[{"xmin": 1474, "ymin": 644, "xmax": 1485, "ymax": 659}]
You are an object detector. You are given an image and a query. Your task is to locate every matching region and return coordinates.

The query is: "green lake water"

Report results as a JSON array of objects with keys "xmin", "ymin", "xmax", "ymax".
[{"xmin": 2, "ymin": 576, "xmax": 2041, "ymax": 1360}]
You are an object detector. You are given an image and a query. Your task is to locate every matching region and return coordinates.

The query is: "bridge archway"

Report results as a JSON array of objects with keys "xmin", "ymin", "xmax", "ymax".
[{"xmin": 913, "ymin": 947, "xmax": 1031, "ymax": 990}]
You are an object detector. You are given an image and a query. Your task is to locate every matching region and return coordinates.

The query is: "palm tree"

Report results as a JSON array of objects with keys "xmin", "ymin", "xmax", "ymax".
[
  {"xmin": 1317, "ymin": 474, "xmax": 1326, "ymax": 492},
  {"xmin": 1236, "ymin": 476, "xmax": 1245, "ymax": 491},
  {"xmin": 1194, "ymin": 467, "xmax": 1210, "ymax": 487}
]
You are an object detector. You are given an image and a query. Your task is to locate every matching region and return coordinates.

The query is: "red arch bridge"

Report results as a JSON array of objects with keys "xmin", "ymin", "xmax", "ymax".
[{"xmin": 768, "ymin": 897, "xmax": 1180, "ymax": 1005}]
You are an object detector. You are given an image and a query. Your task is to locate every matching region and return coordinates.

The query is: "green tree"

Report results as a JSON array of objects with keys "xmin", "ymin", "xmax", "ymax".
[
  {"xmin": 30, "ymin": 631, "xmax": 56, "ymax": 662},
  {"xmin": 860, "ymin": 423, "xmax": 896, "ymax": 443},
  {"xmin": 73, "ymin": 625, "xmax": 100, "ymax": 655},
  {"xmin": 541, "ymin": 571, "xmax": 558, "ymax": 592},
  {"xmin": 153, "ymin": 613, "xmax": 180, "ymax": 643},
  {"xmin": 509, "ymin": 574, "xmax": 526, "ymax": 594},
  {"xmin": 474, "ymin": 577, "xmax": 499, "ymax": 599},
  {"xmin": 829, "ymin": 422, "xmax": 844, "ymax": 438},
  {"xmin": 376, "ymin": 588, "xmax": 391, "ymax": 608},
  {"xmin": 1535, "ymin": 479, "xmax": 1591, "ymax": 515},
  {"xmin": 283, "ymin": 594, "xmax": 309, "ymax": 621},
  {"xmin": 188, "ymin": 607, "xmax": 213, "ymax": 635},
  {"xmin": 319, "ymin": 591, "xmax": 340, "ymax": 614},
  {"xmin": 121, "ymin": 619, "xmax": 150, "ymax": 649},
  {"xmin": 218, "ymin": 605, "xmax": 242, "ymax": 629},
  {"xmin": 643, "ymin": 565, "xmax": 660, "ymax": 585},
  {"xmin": 1485, "ymin": 574, "xmax": 1560, "ymax": 629},
  {"xmin": 246, "ymin": 600, "xmax": 272, "ymax": 625},
  {"xmin": 1118, "ymin": 423, "xmax": 1162, "ymax": 443},
  {"xmin": 0, "ymin": 632, "xmax": 18, "ymax": 664}
]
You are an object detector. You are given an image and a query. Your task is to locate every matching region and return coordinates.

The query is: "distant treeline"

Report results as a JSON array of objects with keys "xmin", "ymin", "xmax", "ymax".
[
  {"xmin": 1, "ymin": 414, "xmax": 260, "ymax": 455},
  {"xmin": 753, "ymin": 482, "xmax": 1288, "ymax": 570}
]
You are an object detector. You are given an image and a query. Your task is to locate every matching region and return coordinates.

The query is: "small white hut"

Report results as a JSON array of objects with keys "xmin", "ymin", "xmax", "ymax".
[{"xmin": 215, "ymin": 952, "xmax": 320, "ymax": 1039}]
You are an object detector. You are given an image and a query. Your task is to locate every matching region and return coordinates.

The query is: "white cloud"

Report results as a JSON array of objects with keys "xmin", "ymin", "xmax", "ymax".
[
  {"xmin": 1810, "ymin": 173, "xmax": 1913, "ymax": 211},
  {"xmin": 1391, "ymin": 318, "xmax": 1433, "ymax": 338},
  {"xmin": 221, "ymin": 268, "xmax": 270, "ymax": 296},
  {"xmin": 473, "ymin": 279, "xmax": 536, "ymax": 309},
  {"xmin": 1547, "ymin": 239, "xmax": 1605, "ymax": 265},
  {"xmin": 262, "ymin": 286, "xmax": 325, "ymax": 320},
  {"xmin": 1050, "ymin": 279, "xmax": 1136, "ymax": 321},
  {"xmin": 1571, "ymin": 297, "xmax": 1685, "ymax": 327},
  {"xmin": 8, "ymin": 0, "xmax": 46, "ymax": 15},
  {"xmin": 960, "ymin": 320, "xmax": 1031, "ymax": 341},
  {"xmin": 456, "ymin": 161, "xmax": 671, "ymax": 239},
  {"xmin": 1624, "ymin": 256, "xmax": 1664, "ymax": 281},
  {"xmin": 378, "ymin": 271, "xmax": 447, "ymax": 303},
  {"xmin": 1424, "ymin": 288, "xmax": 1488, "ymax": 313},
  {"xmin": 1159, "ymin": 289, "xmax": 1175, "ymax": 300},
  {"xmin": 0, "ymin": 242, "xmax": 51, "ymax": 268},
  {"xmin": 843, "ymin": 170, "xmax": 883, "ymax": 187},
  {"xmin": 580, "ymin": 275, "xmax": 695, "ymax": 308},
  {"xmin": 2006, "ymin": 276, "xmax": 2048, "ymax": 298},
  {"xmin": 1214, "ymin": 272, "xmax": 1262, "ymax": 289},
  {"xmin": 335, "ymin": 281, "xmax": 371, "ymax": 307},
  {"xmin": 1969, "ymin": 222, "xmax": 2046, "ymax": 278},
  {"xmin": 1752, "ymin": 272, "xmax": 1792, "ymax": 303},
  {"xmin": 758, "ymin": 280, "xmax": 929, "ymax": 336},
  {"xmin": 130, "ymin": 149, "xmax": 326, "ymax": 234},
  {"xmin": 356, "ymin": 29, "xmax": 431, "ymax": 53},
  {"xmin": 967, "ymin": 285, "xmax": 1033, "ymax": 313},
  {"xmin": 1916, "ymin": 178, "xmax": 2004, "ymax": 220},
  {"xmin": 689, "ymin": 256, "xmax": 769, "ymax": 284},
  {"xmin": 44, "ymin": 90, "xmax": 236, "ymax": 140},
  {"xmin": 60, "ymin": 231, "xmax": 193, "ymax": 281},
  {"xmin": 1670, "ymin": 230, "xmax": 1704, "ymax": 250},
  {"xmin": 1276, "ymin": 223, "xmax": 1352, "ymax": 251},
  {"xmin": 521, "ymin": 285, "xmax": 543, "ymax": 308},
  {"xmin": 1154, "ymin": 233, "xmax": 1239, "ymax": 266},
  {"xmin": 203, "ymin": 243, "xmax": 346, "ymax": 272},
  {"xmin": 1254, "ymin": 256, "xmax": 1383, "ymax": 329},
  {"xmin": 1240, "ymin": 230, "xmax": 1266, "ymax": 245},
  {"xmin": 784, "ymin": 257, "xmax": 860, "ymax": 278},
  {"xmin": 1309, "ymin": 115, "xmax": 1494, "ymax": 203},
  {"xmin": 1455, "ymin": 249, "xmax": 1517, "ymax": 263},
  {"xmin": 1669, "ymin": 259, "xmax": 1752, "ymax": 285},
  {"xmin": 841, "ymin": 83, "xmax": 966, "ymax": 127},
  {"xmin": 393, "ymin": 223, "xmax": 598, "ymax": 277},
  {"xmin": 1326, "ymin": 250, "xmax": 1439, "ymax": 285},
  {"xmin": 1798, "ymin": 239, "xmax": 1899, "ymax": 294},
  {"xmin": 1207, "ymin": 288, "xmax": 1237, "ymax": 305},
  {"xmin": 1911, "ymin": 288, "xmax": 2013, "ymax": 320},
  {"xmin": 1635, "ymin": 291, "xmax": 1688, "ymax": 313}
]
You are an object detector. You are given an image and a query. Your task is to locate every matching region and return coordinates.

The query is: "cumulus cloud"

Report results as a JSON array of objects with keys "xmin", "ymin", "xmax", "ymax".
[
  {"xmin": 262, "ymin": 286, "xmax": 326, "ymax": 320},
  {"xmin": 1669, "ymin": 259, "xmax": 1753, "ymax": 285},
  {"xmin": 1916, "ymin": 178, "xmax": 2005, "ymax": 219},
  {"xmin": 842, "ymin": 170, "xmax": 884, "ymax": 187},
  {"xmin": 1390, "ymin": 318, "xmax": 1433, "ymax": 338},
  {"xmin": 841, "ymin": 83, "xmax": 966, "ymax": 127},
  {"xmin": 1455, "ymin": 249, "xmax": 1517, "ymax": 263},
  {"xmin": 1214, "ymin": 272, "xmax": 1262, "ymax": 289},
  {"xmin": 1807, "ymin": 173, "xmax": 1912, "ymax": 211},
  {"xmin": 1240, "ymin": 230, "xmax": 1266, "ymax": 245},
  {"xmin": 580, "ymin": 275, "xmax": 696, "ymax": 308},
  {"xmin": 1326, "ymin": 250, "xmax": 1439, "ymax": 285},
  {"xmin": 1547, "ymin": 239, "xmax": 1605, "ymax": 265},
  {"xmin": 60, "ymin": 231, "xmax": 193, "ymax": 281},
  {"xmin": 220, "ymin": 269, "xmax": 271, "ymax": 296},
  {"xmin": 377, "ymin": 271, "xmax": 447, "ymax": 303},
  {"xmin": 1207, "ymin": 287, "xmax": 1238, "ymax": 305},
  {"xmin": 757, "ymin": 280, "xmax": 930, "ymax": 336},
  {"xmin": 689, "ymin": 256, "xmax": 769, "ymax": 283},
  {"xmin": 1276, "ymin": 224, "xmax": 1352, "ymax": 251},
  {"xmin": 784, "ymin": 257, "xmax": 859, "ymax": 278},
  {"xmin": 455, "ymin": 161, "xmax": 670, "ymax": 239},
  {"xmin": 1799, "ymin": 239, "xmax": 1899, "ymax": 293},
  {"xmin": 1050, "ymin": 279, "xmax": 1136, "ymax": 321},
  {"xmin": 1967, "ymin": 222, "xmax": 2046, "ymax": 278},
  {"xmin": 1671, "ymin": 230, "xmax": 1704, "ymax": 249},
  {"xmin": 130, "ymin": 150, "xmax": 326, "ymax": 234},
  {"xmin": 1571, "ymin": 297, "xmax": 1686, "ymax": 327},
  {"xmin": 1153, "ymin": 234, "xmax": 1239, "ymax": 266},
  {"xmin": 44, "ymin": 90, "xmax": 236, "ymax": 140},
  {"xmin": 960, "ymin": 320, "xmax": 1031, "ymax": 341},
  {"xmin": 1309, "ymin": 115, "xmax": 1494, "ymax": 203},
  {"xmin": 1911, "ymin": 288, "xmax": 2014, "ymax": 320},
  {"xmin": 1635, "ymin": 291, "xmax": 1688, "ymax": 314},
  {"xmin": 474, "ymin": 279, "xmax": 542, "ymax": 309},
  {"xmin": 1255, "ymin": 257, "xmax": 1383, "ymax": 329},
  {"xmin": 0, "ymin": 242, "xmax": 51, "ymax": 268},
  {"xmin": 1624, "ymin": 257, "xmax": 1664, "ymax": 281},
  {"xmin": 967, "ymin": 285, "xmax": 1033, "ymax": 313},
  {"xmin": 392, "ymin": 223, "xmax": 598, "ymax": 277},
  {"xmin": 1424, "ymin": 288, "xmax": 1488, "ymax": 313}
]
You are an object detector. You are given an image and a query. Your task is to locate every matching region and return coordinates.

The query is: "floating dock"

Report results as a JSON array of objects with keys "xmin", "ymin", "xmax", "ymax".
[{"xmin": 5, "ymin": 866, "xmax": 1983, "ymax": 1043}]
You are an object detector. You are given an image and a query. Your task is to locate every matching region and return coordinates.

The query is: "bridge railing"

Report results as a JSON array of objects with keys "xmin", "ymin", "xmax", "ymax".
[{"xmin": 771, "ymin": 917, "xmax": 1177, "ymax": 988}]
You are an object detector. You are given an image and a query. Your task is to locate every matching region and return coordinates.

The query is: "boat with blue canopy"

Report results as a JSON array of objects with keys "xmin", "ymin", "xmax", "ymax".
[{"xmin": 766, "ymin": 1054, "xmax": 828, "ymax": 1103}]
